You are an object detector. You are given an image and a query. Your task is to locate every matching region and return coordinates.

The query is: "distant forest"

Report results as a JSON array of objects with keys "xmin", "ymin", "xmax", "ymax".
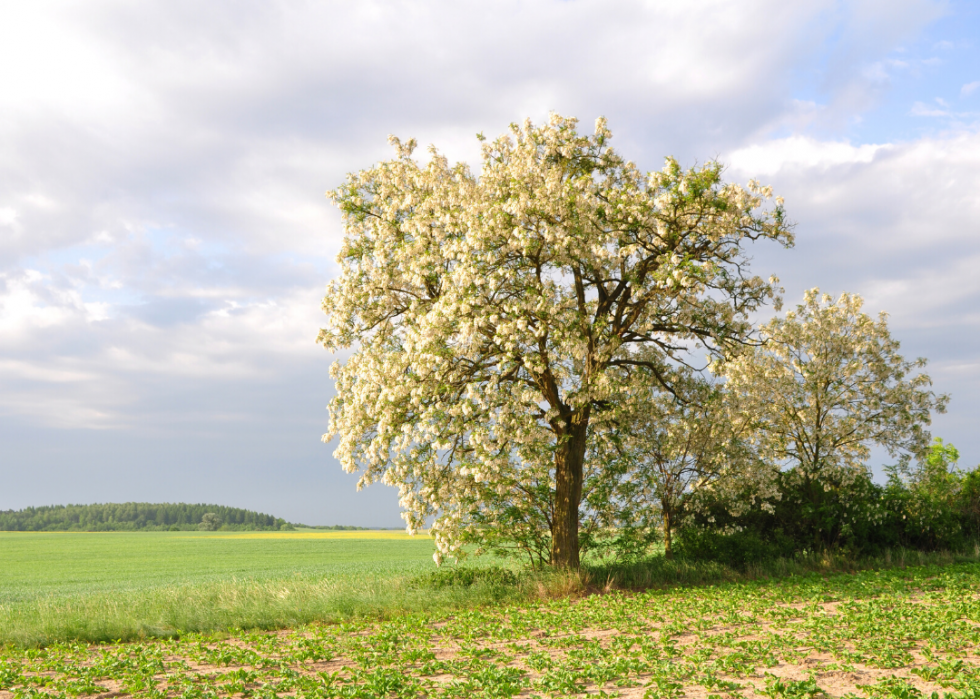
[{"xmin": 0, "ymin": 503, "xmax": 369, "ymax": 532}]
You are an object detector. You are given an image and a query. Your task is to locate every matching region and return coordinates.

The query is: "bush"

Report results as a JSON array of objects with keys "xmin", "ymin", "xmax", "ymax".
[
  {"xmin": 411, "ymin": 566, "xmax": 519, "ymax": 590},
  {"xmin": 961, "ymin": 468, "xmax": 980, "ymax": 541},
  {"xmin": 769, "ymin": 470, "xmax": 899, "ymax": 555},
  {"xmin": 677, "ymin": 457, "xmax": 980, "ymax": 566},
  {"xmin": 674, "ymin": 528, "xmax": 777, "ymax": 570}
]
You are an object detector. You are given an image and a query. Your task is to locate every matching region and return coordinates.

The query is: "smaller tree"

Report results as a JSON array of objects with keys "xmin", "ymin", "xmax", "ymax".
[
  {"xmin": 888, "ymin": 437, "xmax": 964, "ymax": 549},
  {"xmin": 720, "ymin": 288, "xmax": 948, "ymax": 543},
  {"xmin": 199, "ymin": 513, "xmax": 221, "ymax": 531},
  {"xmin": 904, "ymin": 437, "xmax": 961, "ymax": 515},
  {"xmin": 914, "ymin": 437, "xmax": 961, "ymax": 494},
  {"xmin": 616, "ymin": 368, "xmax": 768, "ymax": 558}
]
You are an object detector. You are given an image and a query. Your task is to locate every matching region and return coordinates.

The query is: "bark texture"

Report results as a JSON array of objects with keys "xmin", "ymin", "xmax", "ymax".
[{"xmin": 551, "ymin": 414, "xmax": 589, "ymax": 568}]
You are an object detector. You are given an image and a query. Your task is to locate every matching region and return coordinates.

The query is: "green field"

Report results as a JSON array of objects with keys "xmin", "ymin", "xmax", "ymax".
[
  {"xmin": 3, "ymin": 561, "xmax": 980, "ymax": 697},
  {"xmin": 0, "ymin": 531, "xmax": 526, "ymax": 648},
  {"xmin": 4, "ymin": 532, "xmax": 980, "ymax": 697},
  {"xmin": 0, "ymin": 531, "xmax": 439, "ymax": 602}
]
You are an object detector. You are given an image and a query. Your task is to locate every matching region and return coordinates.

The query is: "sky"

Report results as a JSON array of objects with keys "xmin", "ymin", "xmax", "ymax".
[{"xmin": 1, "ymin": 0, "xmax": 978, "ymax": 527}]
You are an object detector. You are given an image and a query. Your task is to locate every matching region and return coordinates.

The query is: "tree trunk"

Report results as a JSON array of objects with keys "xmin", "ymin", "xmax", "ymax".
[
  {"xmin": 551, "ymin": 412, "xmax": 589, "ymax": 569},
  {"xmin": 663, "ymin": 509, "xmax": 673, "ymax": 560}
]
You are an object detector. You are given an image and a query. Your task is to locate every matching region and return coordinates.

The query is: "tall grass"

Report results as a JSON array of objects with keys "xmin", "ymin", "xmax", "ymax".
[{"xmin": 0, "ymin": 570, "xmax": 524, "ymax": 648}]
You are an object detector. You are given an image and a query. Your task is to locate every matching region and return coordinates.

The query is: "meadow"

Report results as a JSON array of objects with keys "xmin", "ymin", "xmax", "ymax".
[
  {"xmin": 0, "ymin": 531, "xmax": 520, "ymax": 648},
  {"xmin": 3, "ymin": 532, "xmax": 980, "ymax": 698},
  {"xmin": 0, "ymin": 531, "xmax": 440, "ymax": 601}
]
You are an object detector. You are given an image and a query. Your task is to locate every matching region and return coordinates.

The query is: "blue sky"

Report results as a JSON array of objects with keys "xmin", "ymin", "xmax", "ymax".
[{"xmin": 1, "ymin": 0, "xmax": 978, "ymax": 526}]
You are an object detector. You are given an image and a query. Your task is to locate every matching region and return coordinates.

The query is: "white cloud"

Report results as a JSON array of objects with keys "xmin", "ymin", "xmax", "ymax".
[
  {"xmin": 0, "ymin": 4, "xmax": 130, "ymax": 117},
  {"xmin": 862, "ymin": 58, "xmax": 910, "ymax": 83},
  {"xmin": 729, "ymin": 129, "xmax": 980, "ymax": 359},
  {"xmin": 861, "ymin": 255, "xmax": 980, "ymax": 331},
  {"xmin": 911, "ymin": 100, "xmax": 949, "ymax": 116},
  {"xmin": 726, "ymin": 136, "xmax": 889, "ymax": 175},
  {"xmin": 962, "ymin": 81, "xmax": 980, "ymax": 97},
  {"xmin": 0, "ymin": 271, "xmax": 89, "ymax": 333},
  {"xmin": 0, "ymin": 273, "xmax": 329, "ymax": 429},
  {"xmin": 0, "ymin": 359, "xmax": 99, "ymax": 384}
]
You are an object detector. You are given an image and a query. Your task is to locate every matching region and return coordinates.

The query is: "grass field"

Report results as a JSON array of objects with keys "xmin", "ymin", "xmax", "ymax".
[
  {"xmin": 0, "ymin": 531, "xmax": 525, "ymax": 648},
  {"xmin": 3, "ymin": 561, "xmax": 980, "ymax": 698},
  {"xmin": 4, "ymin": 533, "xmax": 980, "ymax": 697},
  {"xmin": 0, "ymin": 531, "xmax": 439, "ymax": 602}
]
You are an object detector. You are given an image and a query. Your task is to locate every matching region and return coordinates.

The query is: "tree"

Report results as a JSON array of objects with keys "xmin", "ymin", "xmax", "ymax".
[
  {"xmin": 199, "ymin": 513, "xmax": 221, "ymax": 531},
  {"xmin": 889, "ymin": 437, "xmax": 964, "ymax": 550},
  {"xmin": 318, "ymin": 114, "xmax": 791, "ymax": 568},
  {"xmin": 960, "ymin": 465, "xmax": 980, "ymax": 542},
  {"xmin": 617, "ymin": 368, "xmax": 769, "ymax": 559},
  {"xmin": 721, "ymin": 289, "xmax": 948, "ymax": 510}
]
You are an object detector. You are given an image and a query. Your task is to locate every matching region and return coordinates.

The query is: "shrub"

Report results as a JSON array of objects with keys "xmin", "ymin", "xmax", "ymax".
[
  {"xmin": 675, "ymin": 458, "xmax": 972, "ymax": 565},
  {"xmin": 674, "ymin": 528, "xmax": 777, "ymax": 570},
  {"xmin": 412, "ymin": 566, "xmax": 519, "ymax": 590}
]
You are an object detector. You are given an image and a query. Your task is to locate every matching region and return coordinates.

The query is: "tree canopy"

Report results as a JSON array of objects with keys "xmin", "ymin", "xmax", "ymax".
[
  {"xmin": 319, "ymin": 114, "xmax": 792, "ymax": 568},
  {"xmin": 721, "ymin": 289, "xmax": 948, "ymax": 487}
]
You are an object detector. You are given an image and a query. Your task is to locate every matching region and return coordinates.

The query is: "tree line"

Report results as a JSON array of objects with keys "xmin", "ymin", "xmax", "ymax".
[{"xmin": 0, "ymin": 503, "xmax": 291, "ymax": 531}]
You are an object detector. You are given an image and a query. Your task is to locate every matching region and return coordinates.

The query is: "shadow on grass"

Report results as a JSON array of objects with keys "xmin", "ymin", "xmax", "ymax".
[{"xmin": 581, "ymin": 545, "xmax": 979, "ymax": 593}]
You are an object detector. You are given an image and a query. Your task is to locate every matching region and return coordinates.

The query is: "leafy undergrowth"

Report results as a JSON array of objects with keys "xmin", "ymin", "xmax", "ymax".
[{"xmin": 3, "ymin": 562, "xmax": 980, "ymax": 698}]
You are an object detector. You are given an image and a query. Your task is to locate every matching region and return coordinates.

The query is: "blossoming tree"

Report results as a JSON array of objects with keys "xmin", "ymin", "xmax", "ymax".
[
  {"xmin": 318, "ymin": 115, "xmax": 791, "ymax": 568},
  {"xmin": 721, "ymin": 289, "xmax": 949, "ymax": 495}
]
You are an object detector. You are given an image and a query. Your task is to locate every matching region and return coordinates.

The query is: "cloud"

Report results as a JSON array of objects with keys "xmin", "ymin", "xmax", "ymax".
[
  {"xmin": 726, "ymin": 128, "xmax": 980, "ymax": 366},
  {"xmin": 0, "ymin": 295, "xmax": 331, "ymax": 437},
  {"xmin": 727, "ymin": 136, "xmax": 889, "ymax": 174},
  {"xmin": 0, "ymin": 270, "xmax": 101, "ymax": 334},
  {"xmin": 1, "ymin": 0, "xmax": 975, "ymax": 521},
  {"xmin": 730, "ymin": 127, "xmax": 980, "ymax": 247},
  {"xmin": 910, "ymin": 100, "xmax": 950, "ymax": 116},
  {"xmin": 0, "ymin": 1, "xmax": 935, "ymax": 263},
  {"xmin": 963, "ymin": 81, "xmax": 980, "ymax": 96}
]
